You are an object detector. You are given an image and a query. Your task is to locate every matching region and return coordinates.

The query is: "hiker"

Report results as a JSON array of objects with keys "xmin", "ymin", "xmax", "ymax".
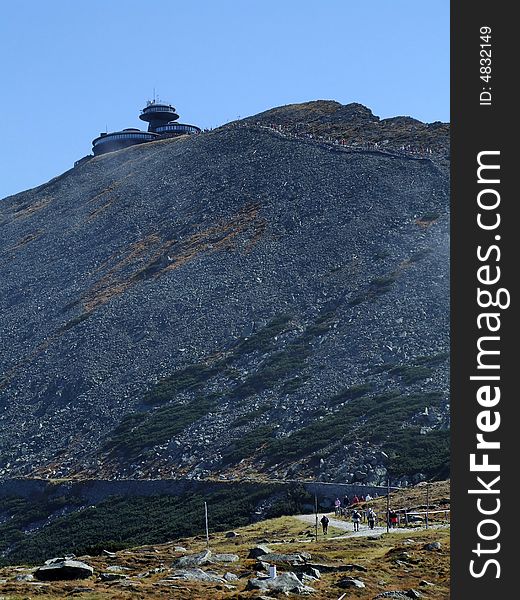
[
  {"xmin": 352, "ymin": 509, "xmax": 361, "ymax": 532},
  {"xmin": 352, "ymin": 494, "xmax": 360, "ymax": 504},
  {"xmin": 343, "ymin": 494, "xmax": 350, "ymax": 508},
  {"xmin": 365, "ymin": 493, "xmax": 372, "ymax": 501},
  {"xmin": 334, "ymin": 498, "xmax": 341, "ymax": 516},
  {"xmin": 320, "ymin": 515, "xmax": 330, "ymax": 534},
  {"xmin": 367, "ymin": 508, "xmax": 376, "ymax": 529},
  {"xmin": 389, "ymin": 509, "xmax": 398, "ymax": 528}
]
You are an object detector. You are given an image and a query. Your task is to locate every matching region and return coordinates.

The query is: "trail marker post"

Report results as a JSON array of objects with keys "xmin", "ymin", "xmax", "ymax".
[
  {"xmin": 204, "ymin": 501, "xmax": 210, "ymax": 548},
  {"xmin": 386, "ymin": 478, "xmax": 390, "ymax": 534}
]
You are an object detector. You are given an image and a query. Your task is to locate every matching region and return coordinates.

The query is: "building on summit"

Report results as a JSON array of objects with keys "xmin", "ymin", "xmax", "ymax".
[{"xmin": 91, "ymin": 100, "xmax": 201, "ymax": 156}]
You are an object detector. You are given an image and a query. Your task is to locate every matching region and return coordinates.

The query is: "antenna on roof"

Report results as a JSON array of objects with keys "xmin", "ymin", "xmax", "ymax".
[{"xmin": 153, "ymin": 87, "xmax": 156, "ymax": 103}]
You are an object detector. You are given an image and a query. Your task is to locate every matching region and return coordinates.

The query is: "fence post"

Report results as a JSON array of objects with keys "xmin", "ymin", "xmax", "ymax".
[
  {"xmin": 204, "ymin": 502, "xmax": 210, "ymax": 548},
  {"xmin": 386, "ymin": 478, "xmax": 390, "ymax": 534},
  {"xmin": 314, "ymin": 488, "xmax": 318, "ymax": 542},
  {"xmin": 426, "ymin": 483, "xmax": 430, "ymax": 529}
]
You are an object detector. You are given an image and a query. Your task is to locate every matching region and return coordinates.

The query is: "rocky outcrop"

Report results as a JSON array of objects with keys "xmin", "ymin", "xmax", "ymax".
[
  {"xmin": 246, "ymin": 571, "xmax": 315, "ymax": 594},
  {"xmin": 34, "ymin": 558, "xmax": 94, "ymax": 581}
]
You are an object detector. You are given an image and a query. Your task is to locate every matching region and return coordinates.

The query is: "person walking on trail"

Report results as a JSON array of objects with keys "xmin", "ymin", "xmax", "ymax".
[
  {"xmin": 343, "ymin": 494, "xmax": 350, "ymax": 508},
  {"xmin": 352, "ymin": 494, "xmax": 360, "ymax": 504},
  {"xmin": 352, "ymin": 509, "xmax": 361, "ymax": 532},
  {"xmin": 367, "ymin": 508, "xmax": 376, "ymax": 530},
  {"xmin": 320, "ymin": 515, "xmax": 330, "ymax": 535},
  {"xmin": 334, "ymin": 498, "xmax": 341, "ymax": 516},
  {"xmin": 389, "ymin": 509, "xmax": 398, "ymax": 529}
]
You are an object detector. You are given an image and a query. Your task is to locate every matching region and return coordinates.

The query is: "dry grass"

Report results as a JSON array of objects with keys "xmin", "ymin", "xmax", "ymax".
[{"xmin": 0, "ymin": 484, "xmax": 451, "ymax": 599}]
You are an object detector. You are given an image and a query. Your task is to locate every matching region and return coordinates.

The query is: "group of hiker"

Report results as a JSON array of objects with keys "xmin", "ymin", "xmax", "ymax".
[
  {"xmin": 241, "ymin": 121, "xmax": 438, "ymax": 159},
  {"xmin": 320, "ymin": 495, "xmax": 398, "ymax": 534}
]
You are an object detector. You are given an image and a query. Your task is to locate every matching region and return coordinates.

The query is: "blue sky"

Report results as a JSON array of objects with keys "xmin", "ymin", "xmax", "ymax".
[{"xmin": 0, "ymin": 0, "xmax": 449, "ymax": 200}]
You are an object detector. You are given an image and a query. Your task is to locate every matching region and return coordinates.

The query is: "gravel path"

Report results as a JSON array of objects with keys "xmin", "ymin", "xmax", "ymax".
[{"xmin": 295, "ymin": 513, "xmax": 449, "ymax": 539}]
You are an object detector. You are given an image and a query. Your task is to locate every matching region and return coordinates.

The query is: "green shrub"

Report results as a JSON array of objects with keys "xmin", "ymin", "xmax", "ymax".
[{"xmin": 105, "ymin": 396, "xmax": 217, "ymax": 457}]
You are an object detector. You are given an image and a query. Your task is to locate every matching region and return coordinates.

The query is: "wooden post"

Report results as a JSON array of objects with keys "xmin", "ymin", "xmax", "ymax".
[
  {"xmin": 426, "ymin": 482, "xmax": 430, "ymax": 529},
  {"xmin": 204, "ymin": 502, "xmax": 210, "ymax": 548},
  {"xmin": 386, "ymin": 478, "xmax": 390, "ymax": 534},
  {"xmin": 314, "ymin": 489, "xmax": 318, "ymax": 542}
]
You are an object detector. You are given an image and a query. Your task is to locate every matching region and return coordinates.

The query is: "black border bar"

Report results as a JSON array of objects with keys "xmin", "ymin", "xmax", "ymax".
[{"xmin": 451, "ymin": 2, "xmax": 514, "ymax": 597}]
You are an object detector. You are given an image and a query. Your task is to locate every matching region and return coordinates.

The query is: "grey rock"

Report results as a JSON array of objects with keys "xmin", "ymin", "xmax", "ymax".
[
  {"xmin": 106, "ymin": 565, "xmax": 131, "ymax": 572},
  {"xmin": 211, "ymin": 553, "xmax": 239, "ymax": 563},
  {"xmin": 337, "ymin": 576, "xmax": 365, "ymax": 589},
  {"xmin": 247, "ymin": 571, "xmax": 315, "ymax": 594},
  {"xmin": 225, "ymin": 531, "xmax": 239, "ymax": 538},
  {"xmin": 293, "ymin": 565, "xmax": 321, "ymax": 579},
  {"xmin": 172, "ymin": 549, "xmax": 212, "ymax": 568},
  {"xmin": 248, "ymin": 544, "xmax": 272, "ymax": 559},
  {"xmin": 168, "ymin": 568, "xmax": 225, "ymax": 583},
  {"xmin": 99, "ymin": 572, "xmax": 128, "ymax": 582},
  {"xmin": 423, "ymin": 541, "xmax": 441, "ymax": 551},
  {"xmin": 34, "ymin": 559, "xmax": 94, "ymax": 581},
  {"xmin": 224, "ymin": 572, "xmax": 239, "ymax": 581},
  {"xmin": 259, "ymin": 552, "xmax": 307, "ymax": 565},
  {"xmin": 14, "ymin": 573, "xmax": 35, "ymax": 581}
]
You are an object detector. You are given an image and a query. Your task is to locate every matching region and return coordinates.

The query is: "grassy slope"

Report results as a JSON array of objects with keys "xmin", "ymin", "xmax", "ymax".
[{"xmin": 0, "ymin": 482, "xmax": 451, "ymax": 599}]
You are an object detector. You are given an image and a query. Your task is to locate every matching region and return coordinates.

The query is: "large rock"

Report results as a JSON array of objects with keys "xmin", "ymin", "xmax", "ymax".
[
  {"xmin": 248, "ymin": 545, "xmax": 272, "ymax": 559},
  {"xmin": 211, "ymin": 553, "xmax": 240, "ymax": 563},
  {"xmin": 171, "ymin": 549, "xmax": 212, "ymax": 568},
  {"xmin": 337, "ymin": 576, "xmax": 365, "ymax": 588},
  {"xmin": 168, "ymin": 568, "xmax": 225, "ymax": 583},
  {"xmin": 34, "ymin": 559, "xmax": 94, "ymax": 581},
  {"xmin": 259, "ymin": 552, "xmax": 307, "ymax": 565},
  {"xmin": 247, "ymin": 571, "xmax": 315, "ymax": 594},
  {"xmin": 423, "ymin": 541, "xmax": 441, "ymax": 551}
]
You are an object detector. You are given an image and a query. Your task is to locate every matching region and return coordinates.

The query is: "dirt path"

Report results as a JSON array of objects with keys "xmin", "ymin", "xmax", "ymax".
[{"xmin": 294, "ymin": 513, "xmax": 449, "ymax": 539}]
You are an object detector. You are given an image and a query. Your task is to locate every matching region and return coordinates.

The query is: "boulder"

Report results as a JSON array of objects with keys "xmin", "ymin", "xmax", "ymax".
[
  {"xmin": 106, "ymin": 565, "xmax": 131, "ymax": 572},
  {"xmin": 14, "ymin": 573, "xmax": 35, "ymax": 582},
  {"xmin": 259, "ymin": 552, "xmax": 307, "ymax": 565},
  {"xmin": 248, "ymin": 544, "xmax": 272, "ymax": 559},
  {"xmin": 211, "ymin": 553, "xmax": 240, "ymax": 563},
  {"xmin": 172, "ymin": 549, "xmax": 212, "ymax": 568},
  {"xmin": 225, "ymin": 531, "xmax": 239, "ymax": 538},
  {"xmin": 99, "ymin": 572, "xmax": 128, "ymax": 582},
  {"xmin": 337, "ymin": 576, "xmax": 366, "ymax": 589},
  {"xmin": 293, "ymin": 565, "xmax": 321, "ymax": 579},
  {"xmin": 423, "ymin": 541, "xmax": 441, "ymax": 551},
  {"xmin": 34, "ymin": 559, "xmax": 94, "ymax": 581},
  {"xmin": 168, "ymin": 568, "xmax": 225, "ymax": 583},
  {"xmin": 247, "ymin": 571, "xmax": 315, "ymax": 594}
]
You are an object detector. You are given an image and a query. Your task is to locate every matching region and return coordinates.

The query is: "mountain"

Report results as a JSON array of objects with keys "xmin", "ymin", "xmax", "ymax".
[{"xmin": 0, "ymin": 101, "xmax": 450, "ymax": 486}]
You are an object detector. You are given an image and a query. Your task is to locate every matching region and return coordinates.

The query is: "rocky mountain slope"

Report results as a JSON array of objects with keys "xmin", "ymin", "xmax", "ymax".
[{"xmin": 0, "ymin": 101, "xmax": 450, "ymax": 485}]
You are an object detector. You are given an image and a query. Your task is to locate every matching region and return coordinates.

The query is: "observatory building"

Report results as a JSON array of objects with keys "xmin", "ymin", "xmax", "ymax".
[{"xmin": 91, "ymin": 100, "xmax": 201, "ymax": 156}]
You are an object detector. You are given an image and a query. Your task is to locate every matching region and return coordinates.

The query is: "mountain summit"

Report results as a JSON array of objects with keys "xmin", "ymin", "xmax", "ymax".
[{"xmin": 0, "ymin": 101, "xmax": 449, "ymax": 485}]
